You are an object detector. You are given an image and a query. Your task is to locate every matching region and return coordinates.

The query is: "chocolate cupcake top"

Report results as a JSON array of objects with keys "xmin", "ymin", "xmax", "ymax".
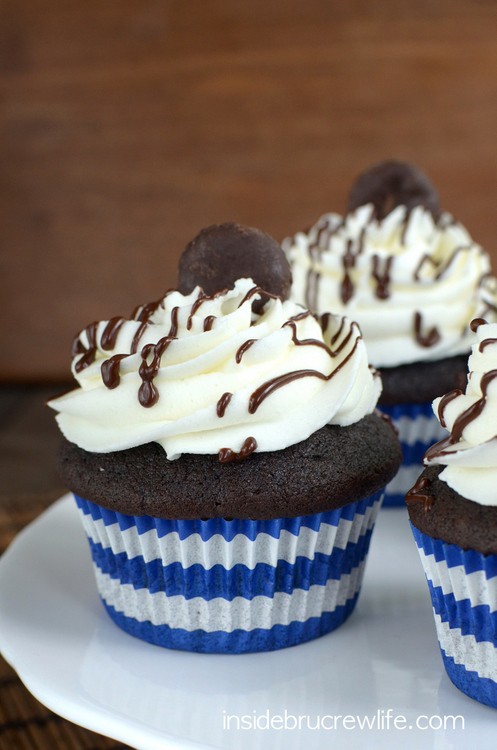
[
  {"xmin": 48, "ymin": 277, "xmax": 381, "ymax": 461},
  {"xmin": 283, "ymin": 161, "xmax": 497, "ymax": 369},
  {"xmin": 422, "ymin": 319, "xmax": 497, "ymax": 506}
]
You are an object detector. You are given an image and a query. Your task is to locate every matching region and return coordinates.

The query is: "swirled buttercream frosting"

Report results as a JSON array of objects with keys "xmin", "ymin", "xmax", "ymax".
[
  {"xmin": 283, "ymin": 204, "xmax": 497, "ymax": 368},
  {"xmin": 48, "ymin": 278, "xmax": 381, "ymax": 460},
  {"xmin": 424, "ymin": 320, "xmax": 497, "ymax": 505}
]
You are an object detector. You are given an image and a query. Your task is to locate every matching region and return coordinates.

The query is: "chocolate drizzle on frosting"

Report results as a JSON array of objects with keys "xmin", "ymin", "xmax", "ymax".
[
  {"xmin": 186, "ymin": 294, "xmax": 204, "ymax": 330},
  {"xmin": 471, "ymin": 317, "xmax": 488, "ymax": 333},
  {"xmin": 371, "ymin": 255, "xmax": 393, "ymax": 299},
  {"xmin": 216, "ymin": 392, "xmax": 233, "ymax": 418},
  {"xmin": 237, "ymin": 284, "xmax": 278, "ymax": 311},
  {"xmin": 283, "ymin": 318, "xmax": 338, "ymax": 354},
  {"xmin": 413, "ymin": 245, "xmax": 474, "ymax": 283},
  {"xmin": 218, "ymin": 436, "xmax": 258, "ymax": 463},
  {"xmin": 66, "ymin": 280, "xmax": 373, "ymax": 464},
  {"xmin": 235, "ymin": 339, "xmax": 257, "ymax": 364},
  {"xmin": 437, "ymin": 388, "xmax": 462, "ymax": 428},
  {"xmin": 100, "ymin": 317, "xmax": 126, "ymax": 350},
  {"xmin": 203, "ymin": 315, "xmax": 216, "ymax": 332},
  {"xmin": 72, "ymin": 322, "xmax": 99, "ymax": 373},
  {"xmin": 248, "ymin": 333, "xmax": 361, "ymax": 415},
  {"xmin": 130, "ymin": 299, "xmax": 163, "ymax": 354},
  {"xmin": 340, "ymin": 240, "xmax": 356, "ymax": 304},
  {"xmin": 285, "ymin": 199, "xmax": 496, "ymax": 365},
  {"xmin": 479, "ymin": 338, "xmax": 497, "ymax": 352},
  {"xmin": 304, "ymin": 218, "xmax": 344, "ymax": 310},
  {"xmin": 426, "ymin": 368, "xmax": 497, "ymax": 461},
  {"xmin": 138, "ymin": 337, "xmax": 176, "ymax": 407},
  {"xmin": 101, "ymin": 354, "xmax": 129, "ymax": 389},
  {"xmin": 414, "ymin": 311, "xmax": 441, "ymax": 348}
]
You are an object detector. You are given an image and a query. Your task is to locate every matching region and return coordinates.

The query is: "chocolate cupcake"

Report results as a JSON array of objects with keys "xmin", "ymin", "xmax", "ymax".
[
  {"xmin": 49, "ymin": 224, "xmax": 401, "ymax": 654},
  {"xmin": 407, "ymin": 319, "xmax": 497, "ymax": 707},
  {"xmin": 283, "ymin": 160, "xmax": 497, "ymax": 506}
]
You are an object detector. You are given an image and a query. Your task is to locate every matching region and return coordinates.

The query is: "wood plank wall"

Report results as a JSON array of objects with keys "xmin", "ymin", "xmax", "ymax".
[{"xmin": 2, "ymin": 0, "xmax": 497, "ymax": 379}]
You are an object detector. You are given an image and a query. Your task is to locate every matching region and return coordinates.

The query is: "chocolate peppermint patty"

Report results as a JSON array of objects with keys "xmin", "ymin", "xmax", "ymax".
[
  {"xmin": 58, "ymin": 412, "xmax": 401, "ymax": 520},
  {"xmin": 378, "ymin": 353, "xmax": 468, "ymax": 406},
  {"xmin": 178, "ymin": 222, "xmax": 292, "ymax": 308},
  {"xmin": 406, "ymin": 465, "xmax": 497, "ymax": 556}
]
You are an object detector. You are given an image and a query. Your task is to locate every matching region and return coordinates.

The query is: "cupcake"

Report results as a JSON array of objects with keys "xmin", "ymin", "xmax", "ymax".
[
  {"xmin": 407, "ymin": 319, "xmax": 497, "ymax": 707},
  {"xmin": 283, "ymin": 160, "xmax": 497, "ymax": 507},
  {"xmin": 48, "ymin": 223, "xmax": 401, "ymax": 654}
]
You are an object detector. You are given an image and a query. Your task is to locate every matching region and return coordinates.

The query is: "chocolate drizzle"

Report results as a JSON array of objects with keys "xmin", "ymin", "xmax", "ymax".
[
  {"xmin": 340, "ymin": 240, "xmax": 356, "ymax": 304},
  {"xmin": 452, "ymin": 370, "xmax": 497, "ymax": 442},
  {"xmin": 399, "ymin": 210, "xmax": 411, "ymax": 245},
  {"xmin": 406, "ymin": 476, "xmax": 434, "ymax": 512},
  {"xmin": 186, "ymin": 292, "xmax": 210, "ymax": 330},
  {"xmin": 73, "ymin": 322, "xmax": 101, "ymax": 373},
  {"xmin": 471, "ymin": 317, "xmax": 488, "ymax": 333},
  {"xmin": 426, "ymin": 369, "xmax": 497, "ymax": 461},
  {"xmin": 216, "ymin": 392, "xmax": 233, "ymax": 418},
  {"xmin": 100, "ymin": 317, "xmax": 126, "ymax": 350},
  {"xmin": 437, "ymin": 388, "xmax": 462, "ymax": 428},
  {"xmin": 235, "ymin": 339, "xmax": 257, "ymax": 364},
  {"xmin": 73, "ymin": 298, "xmax": 167, "ymax": 376},
  {"xmin": 218, "ymin": 436, "xmax": 258, "ymax": 463},
  {"xmin": 73, "ymin": 279, "xmax": 364, "ymax": 446},
  {"xmin": 414, "ymin": 245, "xmax": 477, "ymax": 282},
  {"xmin": 203, "ymin": 315, "xmax": 216, "ymax": 332},
  {"xmin": 101, "ymin": 354, "xmax": 129, "ymax": 389},
  {"xmin": 131, "ymin": 322, "xmax": 148, "ymax": 355},
  {"xmin": 479, "ymin": 338, "xmax": 497, "ymax": 352},
  {"xmin": 305, "ymin": 218, "xmax": 344, "ymax": 310},
  {"xmin": 103, "ymin": 305, "xmax": 180, "ymax": 392},
  {"xmin": 130, "ymin": 299, "xmax": 163, "ymax": 354},
  {"xmin": 248, "ymin": 332, "xmax": 361, "ymax": 414},
  {"xmin": 283, "ymin": 320, "xmax": 335, "ymax": 354},
  {"xmin": 327, "ymin": 315, "xmax": 346, "ymax": 345},
  {"xmin": 168, "ymin": 306, "xmax": 179, "ymax": 338},
  {"xmin": 371, "ymin": 255, "xmax": 393, "ymax": 299},
  {"xmin": 237, "ymin": 285, "xmax": 277, "ymax": 311},
  {"xmin": 138, "ymin": 337, "xmax": 176, "ymax": 407},
  {"xmin": 414, "ymin": 311, "xmax": 441, "ymax": 348}
]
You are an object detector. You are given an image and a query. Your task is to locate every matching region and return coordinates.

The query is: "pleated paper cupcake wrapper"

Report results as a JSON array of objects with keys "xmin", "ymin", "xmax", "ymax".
[
  {"xmin": 74, "ymin": 491, "xmax": 383, "ymax": 653},
  {"xmin": 379, "ymin": 402, "xmax": 448, "ymax": 508},
  {"xmin": 411, "ymin": 524, "xmax": 497, "ymax": 708}
]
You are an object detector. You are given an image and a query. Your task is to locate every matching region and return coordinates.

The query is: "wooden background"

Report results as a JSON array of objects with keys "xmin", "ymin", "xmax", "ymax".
[{"xmin": 2, "ymin": 0, "xmax": 497, "ymax": 380}]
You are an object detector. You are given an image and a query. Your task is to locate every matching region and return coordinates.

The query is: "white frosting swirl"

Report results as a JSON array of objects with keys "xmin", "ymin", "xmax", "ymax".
[
  {"xmin": 49, "ymin": 278, "xmax": 381, "ymax": 459},
  {"xmin": 425, "ymin": 322, "xmax": 497, "ymax": 506},
  {"xmin": 283, "ymin": 204, "xmax": 497, "ymax": 368}
]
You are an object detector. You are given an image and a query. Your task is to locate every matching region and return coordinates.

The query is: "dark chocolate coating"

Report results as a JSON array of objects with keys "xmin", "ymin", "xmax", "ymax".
[
  {"xmin": 178, "ymin": 223, "xmax": 292, "ymax": 309},
  {"xmin": 407, "ymin": 466, "xmax": 497, "ymax": 556},
  {"xmin": 347, "ymin": 160, "xmax": 440, "ymax": 220},
  {"xmin": 378, "ymin": 354, "xmax": 468, "ymax": 406},
  {"xmin": 58, "ymin": 413, "xmax": 401, "ymax": 520}
]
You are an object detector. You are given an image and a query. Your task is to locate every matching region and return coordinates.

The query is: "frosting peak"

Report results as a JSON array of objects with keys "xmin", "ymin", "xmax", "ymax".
[
  {"xmin": 49, "ymin": 278, "xmax": 381, "ymax": 460},
  {"xmin": 283, "ymin": 204, "xmax": 497, "ymax": 368},
  {"xmin": 424, "ymin": 321, "xmax": 497, "ymax": 505}
]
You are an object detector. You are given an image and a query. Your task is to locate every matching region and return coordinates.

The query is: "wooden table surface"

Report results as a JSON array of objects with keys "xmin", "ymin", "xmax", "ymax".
[
  {"xmin": 3, "ymin": 1, "xmax": 497, "ymax": 747},
  {"xmin": 0, "ymin": 385, "xmax": 133, "ymax": 750}
]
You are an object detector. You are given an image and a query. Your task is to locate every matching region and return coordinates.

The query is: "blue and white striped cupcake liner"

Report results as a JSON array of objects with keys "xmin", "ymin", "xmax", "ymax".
[
  {"xmin": 74, "ymin": 491, "xmax": 383, "ymax": 653},
  {"xmin": 411, "ymin": 524, "xmax": 497, "ymax": 708},
  {"xmin": 380, "ymin": 402, "xmax": 448, "ymax": 508}
]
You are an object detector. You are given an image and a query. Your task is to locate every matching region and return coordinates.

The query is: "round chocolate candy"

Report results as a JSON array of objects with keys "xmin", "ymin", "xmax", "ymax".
[
  {"xmin": 178, "ymin": 222, "xmax": 292, "ymax": 308},
  {"xmin": 347, "ymin": 160, "xmax": 440, "ymax": 220}
]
